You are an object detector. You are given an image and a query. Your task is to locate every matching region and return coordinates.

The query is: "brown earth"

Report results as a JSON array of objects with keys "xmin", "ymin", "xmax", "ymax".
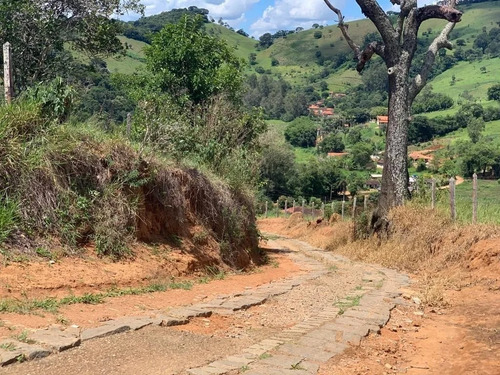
[
  {"xmin": 261, "ymin": 216, "xmax": 500, "ymax": 375},
  {"xmin": 0, "ymin": 243, "xmax": 303, "ymax": 339},
  {"xmin": 1, "ymin": 213, "xmax": 498, "ymax": 374}
]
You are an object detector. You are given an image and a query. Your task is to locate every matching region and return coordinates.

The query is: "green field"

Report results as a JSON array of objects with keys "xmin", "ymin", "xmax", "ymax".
[
  {"xmin": 434, "ymin": 119, "xmax": 500, "ymax": 146},
  {"xmin": 93, "ymin": 1, "xmax": 500, "ymax": 99},
  {"xmin": 436, "ymin": 179, "xmax": 500, "ymax": 224}
]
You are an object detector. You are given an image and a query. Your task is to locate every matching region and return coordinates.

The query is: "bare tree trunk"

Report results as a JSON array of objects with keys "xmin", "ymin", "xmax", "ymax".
[{"xmin": 376, "ymin": 68, "xmax": 411, "ymax": 222}]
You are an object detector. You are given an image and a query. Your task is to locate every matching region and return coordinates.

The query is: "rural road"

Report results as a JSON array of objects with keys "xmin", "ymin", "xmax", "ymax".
[{"xmin": 0, "ymin": 237, "xmax": 409, "ymax": 375}]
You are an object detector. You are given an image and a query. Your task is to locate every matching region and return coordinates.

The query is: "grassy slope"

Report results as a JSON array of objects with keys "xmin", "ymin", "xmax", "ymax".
[
  {"xmin": 434, "ymin": 119, "xmax": 500, "ymax": 146},
  {"xmin": 103, "ymin": 2, "xmax": 500, "ymax": 98}
]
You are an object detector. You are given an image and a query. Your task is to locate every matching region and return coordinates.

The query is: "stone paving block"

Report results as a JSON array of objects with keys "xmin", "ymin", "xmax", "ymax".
[
  {"xmin": 250, "ymin": 363, "xmax": 314, "ymax": 375},
  {"xmin": 168, "ymin": 307, "xmax": 212, "ymax": 319},
  {"xmin": 30, "ymin": 326, "xmax": 81, "ymax": 352},
  {"xmin": 0, "ymin": 343, "xmax": 24, "ymax": 367},
  {"xmin": 341, "ymin": 309, "xmax": 390, "ymax": 327},
  {"xmin": 187, "ymin": 368, "xmax": 215, "ymax": 375},
  {"xmin": 107, "ymin": 316, "xmax": 154, "ymax": 331},
  {"xmin": 81, "ymin": 321, "xmax": 131, "ymax": 341},
  {"xmin": 159, "ymin": 315, "xmax": 190, "ymax": 327},
  {"xmin": 0, "ymin": 340, "xmax": 51, "ymax": 365},
  {"xmin": 259, "ymin": 354, "xmax": 320, "ymax": 374},
  {"xmin": 277, "ymin": 343, "xmax": 333, "ymax": 362}
]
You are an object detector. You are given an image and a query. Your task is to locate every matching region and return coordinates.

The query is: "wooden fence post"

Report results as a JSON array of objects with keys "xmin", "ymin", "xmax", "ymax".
[
  {"xmin": 449, "ymin": 177, "xmax": 456, "ymax": 221},
  {"xmin": 276, "ymin": 199, "xmax": 279, "ymax": 217},
  {"xmin": 3, "ymin": 42, "xmax": 13, "ymax": 104},
  {"xmin": 321, "ymin": 203, "xmax": 325, "ymax": 217},
  {"xmin": 363, "ymin": 195, "xmax": 367, "ymax": 211},
  {"xmin": 265, "ymin": 201, "xmax": 268, "ymax": 218},
  {"xmin": 472, "ymin": 173, "xmax": 478, "ymax": 224},
  {"xmin": 126, "ymin": 112, "xmax": 132, "ymax": 138},
  {"xmin": 302, "ymin": 199, "xmax": 305, "ymax": 215},
  {"xmin": 431, "ymin": 178, "xmax": 436, "ymax": 210},
  {"xmin": 293, "ymin": 200, "xmax": 296, "ymax": 213},
  {"xmin": 312, "ymin": 202, "xmax": 315, "ymax": 217},
  {"xmin": 284, "ymin": 200, "xmax": 288, "ymax": 217},
  {"xmin": 352, "ymin": 197, "xmax": 357, "ymax": 219},
  {"xmin": 341, "ymin": 199, "xmax": 345, "ymax": 220}
]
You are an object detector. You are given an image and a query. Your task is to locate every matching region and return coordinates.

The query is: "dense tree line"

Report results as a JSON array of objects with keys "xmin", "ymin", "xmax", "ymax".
[
  {"xmin": 243, "ymin": 75, "xmax": 309, "ymax": 121},
  {"xmin": 122, "ymin": 6, "xmax": 210, "ymax": 43},
  {"xmin": 408, "ymin": 103, "xmax": 500, "ymax": 144}
]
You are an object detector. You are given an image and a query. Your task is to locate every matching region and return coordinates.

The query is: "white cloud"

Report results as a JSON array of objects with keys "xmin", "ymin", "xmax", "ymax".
[
  {"xmin": 134, "ymin": 0, "xmax": 259, "ymax": 27},
  {"xmin": 249, "ymin": 0, "xmax": 345, "ymax": 37}
]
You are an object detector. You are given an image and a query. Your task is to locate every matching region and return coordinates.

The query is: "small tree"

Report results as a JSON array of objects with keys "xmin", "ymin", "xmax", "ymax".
[
  {"xmin": 323, "ymin": 0, "xmax": 462, "ymax": 227},
  {"xmin": 146, "ymin": 15, "xmax": 244, "ymax": 104}
]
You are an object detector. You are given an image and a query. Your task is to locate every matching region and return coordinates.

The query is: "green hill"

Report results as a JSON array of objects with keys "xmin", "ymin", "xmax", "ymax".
[{"xmin": 102, "ymin": 1, "xmax": 500, "ymax": 99}]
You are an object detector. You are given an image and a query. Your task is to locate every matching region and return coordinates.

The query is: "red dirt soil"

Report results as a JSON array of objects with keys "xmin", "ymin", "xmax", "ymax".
[
  {"xmin": 260, "ymin": 217, "xmax": 500, "ymax": 375},
  {"xmin": 0, "ymin": 242, "xmax": 303, "ymax": 339}
]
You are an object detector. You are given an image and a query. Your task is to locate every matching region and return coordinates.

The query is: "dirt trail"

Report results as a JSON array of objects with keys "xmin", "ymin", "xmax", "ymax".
[
  {"xmin": 259, "ymin": 218, "xmax": 500, "ymax": 375},
  {"xmin": 1, "ymin": 223, "xmax": 498, "ymax": 375},
  {"xmin": 0, "ymin": 237, "xmax": 408, "ymax": 375}
]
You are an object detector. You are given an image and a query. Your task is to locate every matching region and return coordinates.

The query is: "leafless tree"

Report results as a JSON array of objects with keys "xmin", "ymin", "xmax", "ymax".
[{"xmin": 324, "ymin": 0, "xmax": 462, "ymax": 229}]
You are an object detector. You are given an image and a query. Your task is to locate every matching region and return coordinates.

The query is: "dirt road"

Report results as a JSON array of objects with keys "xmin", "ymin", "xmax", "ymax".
[{"xmin": 0, "ymin": 237, "xmax": 408, "ymax": 375}]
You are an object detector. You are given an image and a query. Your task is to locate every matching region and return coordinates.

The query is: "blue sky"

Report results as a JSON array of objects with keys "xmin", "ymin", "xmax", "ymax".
[{"xmin": 124, "ymin": 1, "xmax": 434, "ymax": 37}]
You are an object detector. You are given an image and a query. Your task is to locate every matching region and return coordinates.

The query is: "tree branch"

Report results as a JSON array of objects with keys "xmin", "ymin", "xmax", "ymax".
[
  {"xmin": 355, "ymin": 0, "xmax": 399, "ymax": 47},
  {"xmin": 417, "ymin": 5, "xmax": 462, "ymax": 24},
  {"xmin": 323, "ymin": 0, "xmax": 385, "ymax": 72},
  {"xmin": 409, "ymin": 21, "xmax": 455, "ymax": 101},
  {"xmin": 409, "ymin": 0, "xmax": 460, "ymax": 101}
]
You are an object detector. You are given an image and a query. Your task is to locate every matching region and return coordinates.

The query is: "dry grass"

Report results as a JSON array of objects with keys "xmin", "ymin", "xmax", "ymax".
[{"xmin": 260, "ymin": 205, "xmax": 500, "ymax": 306}]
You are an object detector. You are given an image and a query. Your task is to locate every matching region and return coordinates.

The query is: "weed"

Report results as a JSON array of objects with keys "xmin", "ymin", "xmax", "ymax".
[
  {"xmin": 56, "ymin": 315, "xmax": 69, "ymax": 325},
  {"xmin": 35, "ymin": 247, "xmax": 52, "ymax": 259},
  {"xmin": 290, "ymin": 361, "xmax": 305, "ymax": 370},
  {"xmin": 355, "ymin": 285, "xmax": 362, "ymax": 291},
  {"xmin": 60, "ymin": 293, "xmax": 105, "ymax": 305},
  {"xmin": 0, "ymin": 197, "xmax": 17, "ymax": 244},
  {"xmin": 168, "ymin": 281, "xmax": 193, "ymax": 290},
  {"xmin": 0, "ymin": 342, "xmax": 16, "ymax": 351},
  {"xmin": 14, "ymin": 330, "xmax": 35, "ymax": 344},
  {"xmin": 197, "ymin": 276, "xmax": 210, "ymax": 284},
  {"xmin": 16, "ymin": 354, "xmax": 26, "ymax": 363},
  {"xmin": 259, "ymin": 353, "xmax": 272, "ymax": 360},
  {"xmin": 335, "ymin": 295, "xmax": 362, "ymax": 312},
  {"xmin": 270, "ymin": 260, "xmax": 279, "ymax": 268},
  {"xmin": 328, "ymin": 265, "xmax": 338, "ymax": 272},
  {"xmin": 240, "ymin": 365, "xmax": 249, "ymax": 372},
  {"xmin": 169, "ymin": 235, "xmax": 183, "ymax": 247},
  {"xmin": 205, "ymin": 265, "xmax": 226, "ymax": 280},
  {"xmin": 192, "ymin": 230, "xmax": 209, "ymax": 245}
]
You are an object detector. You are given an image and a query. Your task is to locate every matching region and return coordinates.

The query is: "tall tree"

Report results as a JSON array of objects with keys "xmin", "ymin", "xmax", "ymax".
[
  {"xmin": 0, "ymin": 0, "xmax": 143, "ymax": 90},
  {"xmin": 323, "ymin": 0, "xmax": 462, "ymax": 228}
]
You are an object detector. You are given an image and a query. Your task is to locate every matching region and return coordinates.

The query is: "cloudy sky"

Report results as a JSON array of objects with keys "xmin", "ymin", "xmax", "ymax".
[{"xmin": 124, "ymin": 1, "xmax": 435, "ymax": 37}]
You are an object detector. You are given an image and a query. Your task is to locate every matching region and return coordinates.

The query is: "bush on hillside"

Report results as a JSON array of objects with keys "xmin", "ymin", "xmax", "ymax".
[
  {"xmin": 0, "ymin": 98, "xmax": 260, "ymax": 266},
  {"xmin": 284, "ymin": 117, "xmax": 317, "ymax": 148}
]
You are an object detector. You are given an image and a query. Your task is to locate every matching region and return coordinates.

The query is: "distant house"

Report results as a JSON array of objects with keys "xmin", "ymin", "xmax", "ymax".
[
  {"xmin": 327, "ymin": 152, "xmax": 349, "ymax": 158},
  {"xmin": 321, "ymin": 108, "xmax": 334, "ymax": 117},
  {"xmin": 376, "ymin": 116, "xmax": 389, "ymax": 126},
  {"xmin": 308, "ymin": 102, "xmax": 334, "ymax": 118}
]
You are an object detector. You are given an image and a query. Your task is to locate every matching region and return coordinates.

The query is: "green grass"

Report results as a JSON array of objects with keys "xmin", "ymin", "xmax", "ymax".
[
  {"xmin": 435, "ymin": 119, "xmax": 500, "ymax": 146},
  {"xmin": 0, "ymin": 280, "xmax": 194, "ymax": 315},
  {"xmin": 294, "ymin": 147, "xmax": 317, "ymax": 164},
  {"xmin": 429, "ymin": 57, "xmax": 500, "ymax": 105},
  {"xmin": 436, "ymin": 179, "xmax": 500, "ymax": 224}
]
